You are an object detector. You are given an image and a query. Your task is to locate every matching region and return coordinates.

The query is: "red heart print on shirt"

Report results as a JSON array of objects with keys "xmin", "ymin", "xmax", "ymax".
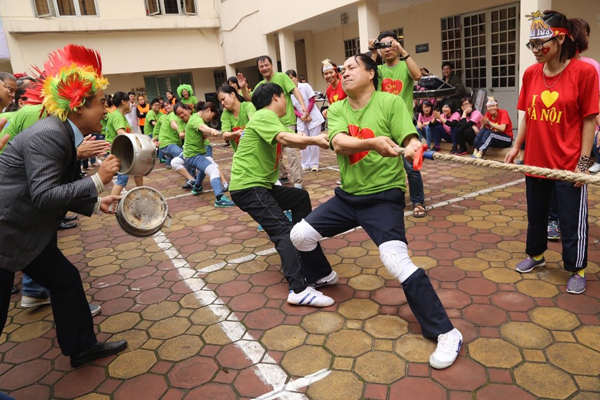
[
  {"xmin": 382, "ymin": 78, "xmax": 403, "ymax": 95},
  {"xmin": 348, "ymin": 124, "xmax": 374, "ymax": 165}
]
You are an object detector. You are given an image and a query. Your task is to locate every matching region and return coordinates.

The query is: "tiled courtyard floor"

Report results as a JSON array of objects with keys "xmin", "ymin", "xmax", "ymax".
[{"xmin": 1, "ymin": 144, "xmax": 599, "ymax": 400}]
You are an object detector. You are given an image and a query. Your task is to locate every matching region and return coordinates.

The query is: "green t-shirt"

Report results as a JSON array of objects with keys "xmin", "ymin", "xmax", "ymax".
[
  {"xmin": 181, "ymin": 96, "xmax": 198, "ymax": 105},
  {"xmin": 145, "ymin": 109, "xmax": 160, "ymax": 137},
  {"xmin": 255, "ymin": 72, "xmax": 297, "ymax": 127},
  {"xmin": 230, "ymin": 108, "xmax": 284, "ymax": 191},
  {"xmin": 220, "ymin": 102, "xmax": 256, "ymax": 152},
  {"xmin": 3, "ymin": 105, "xmax": 46, "ymax": 145},
  {"xmin": 158, "ymin": 112, "xmax": 183, "ymax": 149},
  {"xmin": 328, "ymin": 91, "xmax": 417, "ymax": 195},
  {"xmin": 183, "ymin": 113, "xmax": 207, "ymax": 158},
  {"xmin": 0, "ymin": 111, "xmax": 15, "ymax": 124},
  {"xmin": 153, "ymin": 113, "xmax": 166, "ymax": 138},
  {"xmin": 377, "ymin": 62, "xmax": 414, "ymax": 114},
  {"xmin": 105, "ymin": 111, "xmax": 132, "ymax": 144}
]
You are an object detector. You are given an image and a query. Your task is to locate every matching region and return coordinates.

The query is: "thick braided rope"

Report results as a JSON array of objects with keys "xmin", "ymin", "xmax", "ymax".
[{"xmin": 398, "ymin": 149, "xmax": 600, "ymax": 185}]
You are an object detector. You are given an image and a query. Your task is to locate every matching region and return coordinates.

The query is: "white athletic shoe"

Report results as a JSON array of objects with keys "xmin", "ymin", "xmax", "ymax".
[
  {"xmin": 311, "ymin": 271, "xmax": 338, "ymax": 288},
  {"xmin": 429, "ymin": 328, "xmax": 463, "ymax": 369},
  {"xmin": 589, "ymin": 162, "xmax": 600, "ymax": 173},
  {"xmin": 21, "ymin": 295, "xmax": 51, "ymax": 308},
  {"xmin": 287, "ymin": 287, "xmax": 334, "ymax": 307}
]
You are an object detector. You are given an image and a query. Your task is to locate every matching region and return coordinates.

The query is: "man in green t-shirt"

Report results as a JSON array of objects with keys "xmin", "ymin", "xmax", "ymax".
[
  {"xmin": 230, "ymin": 82, "xmax": 334, "ymax": 308},
  {"xmin": 369, "ymin": 30, "xmax": 427, "ymax": 218},
  {"xmin": 290, "ymin": 54, "xmax": 462, "ymax": 370},
  {"xmin": 239, "ymin": 56, "xmax": 307, "ymax": 188}
]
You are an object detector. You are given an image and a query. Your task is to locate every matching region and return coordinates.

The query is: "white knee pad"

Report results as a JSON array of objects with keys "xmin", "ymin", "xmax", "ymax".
[
  {"xmin": 290, "ymin": 219, "xmax": 323, "ymax": 252},
  {"xmin": 205, "ymin": 163, "xmax": 220, "ymax": 180},
  {"xmin": 171, "ymin": 156, "xmax": 185, "ymax": 171},
  {"xmin": 379, "ymin": 240, "xmax": 418, "ymax": 283},
  {"xmin": 206, "ymin": 156, "xmax": 219, "ymax": 167}
]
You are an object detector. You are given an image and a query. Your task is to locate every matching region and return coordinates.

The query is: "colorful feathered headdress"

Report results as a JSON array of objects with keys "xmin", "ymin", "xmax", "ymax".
[
  {"xmin": 177, "ymin": 84, "xmax": 194, "ymax": 98},
  {"xmin": 25, "ymin": 44, "xmax": 108, "ymax": 121}
]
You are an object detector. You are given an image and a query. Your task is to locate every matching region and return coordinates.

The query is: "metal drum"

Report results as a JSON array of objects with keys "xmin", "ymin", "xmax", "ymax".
[
  {"xmin": 115, "ymin": 186, "xmax": 168, "ymax": 237},
  {"xmin": 111, "ymin": 133, "xmax": 157, "ymax": 176}
]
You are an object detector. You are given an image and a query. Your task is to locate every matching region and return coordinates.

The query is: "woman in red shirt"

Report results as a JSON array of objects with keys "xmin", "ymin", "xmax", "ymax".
[
  {"xmin": 472, "ymin": 97, "xmax": 513, "ymax": 158},
  {"xmin": 505, "ymin": 10, "xmax": 599, "ymax": 294}
]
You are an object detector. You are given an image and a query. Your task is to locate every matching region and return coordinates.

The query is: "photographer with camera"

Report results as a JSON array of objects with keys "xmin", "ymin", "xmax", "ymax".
[{"xmin": 369, "ymin": 31, "xmax": 427, "ymax": 218}]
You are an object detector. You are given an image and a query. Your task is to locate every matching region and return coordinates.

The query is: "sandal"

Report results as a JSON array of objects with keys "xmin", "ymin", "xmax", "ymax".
[{"xmin": 413, "ymin": 204, "xmax": 427, "ymax": 218}]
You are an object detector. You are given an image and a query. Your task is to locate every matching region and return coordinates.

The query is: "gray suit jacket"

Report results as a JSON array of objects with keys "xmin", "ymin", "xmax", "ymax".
[{"xmin": 0, "ymin": 116, "xmax": 99, "ymax": 272}]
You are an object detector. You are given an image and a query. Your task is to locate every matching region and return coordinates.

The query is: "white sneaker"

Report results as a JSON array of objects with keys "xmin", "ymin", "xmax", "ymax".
[
  {"xmin": 287, "ymin": 287, "xmax": 334, "ymax": 307},
  {"xmin": 21, "ymin": 295, "xmax": 51, "ymax": 308},
  {"xmin": 590, "ymin": 162, "xmax": 600, "ymax": 173},
  {"xmin": 311, "ymin": 271, "xmax": 338, "ymax": 288},
  {"xmin": 429, "ymin": 328, "xmax": 462, "ymax": 369}
]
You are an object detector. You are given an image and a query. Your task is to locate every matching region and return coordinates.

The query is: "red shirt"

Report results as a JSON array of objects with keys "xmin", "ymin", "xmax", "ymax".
[
  {"xmin": 326, "ymin": 77, "xmax": 347, "ymax": 104},
  {"xmin": 517, "ymin": 59, "xmax": 599, "ymax": 173},
  {"xmin": 485, "ymin": 109, "xmax": 513, "ymax": 138}
]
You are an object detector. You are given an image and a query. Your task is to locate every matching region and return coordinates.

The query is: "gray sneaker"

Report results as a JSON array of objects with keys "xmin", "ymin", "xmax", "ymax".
[
  {"xmin": 311, "ymin": 271, "xmax": 338, "ymax": 288},
  {"xmin": 515, "ymin": 256, "xmax": 545, "ymax": 273},
  {"xmin": 566, "ymin": 274, "xmax": 586, "ymax": 294}
]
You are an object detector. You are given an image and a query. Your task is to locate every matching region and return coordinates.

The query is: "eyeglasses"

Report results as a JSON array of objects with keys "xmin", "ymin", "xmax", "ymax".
[{"xmin": 525, "ymin": 37, "xmax": 555, "ymax": 51}]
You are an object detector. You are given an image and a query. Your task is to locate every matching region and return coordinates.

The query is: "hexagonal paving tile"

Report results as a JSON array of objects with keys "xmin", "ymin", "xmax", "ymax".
[
  {"xmin": 574, "ymin": 325, "xmax": 600, "ymax": 352},
  {"xmin": 530, "ymin": 307, "xmax": 580, "ymax": 330},
  {"xmin": 354, "ymin": 351, "xmax": 405, "ymax": 384},
  {"xmin": 514, "ymin": 363, "xmax": 577, "ymax": 399},
  {"xmin": 364, "ymin": 315, "xmax": 408, "ymax": 339},
  {"xmin": 141, "ymin": 301, "xmax": 180, "ymax": 321},
  {"xmin": 468, "ymin": 338, "xmax": 522, "ymax": 368},
  {"xmin": 301, "ymin": 312, "xmax": 345, "ymax": 334},
  {"xmin": 148, "ymin": 317, "xmax": 191, "ymax": 340},
  {"xmin": 261, "ymin": 325, "xmax": 307, "ymax": 351},
  {"xmin": 395, "ymin": 334, "xmax": 437, "ymax": 363},
  {"xmin": 546, "ymin": 343, "xmax": 600, "ymax": 376},
  {"xmin": 168, "ymin": 356, "xmax": 219, "ymax": 389},
  {"xmin": 190, "ymin": 305, "xmax": 230, "ymax": 325},
  {"xmin": 325, "ymin": 330, "xmax": 372, "ymax": 357},
  {"xmin": 432, "ymin": 357, "xmax": 487, "ymax": 391},
  {"xmin": 108, "ymin": 349, "xmax": 157, "ymax": 379},
  {"xmin": 338, "ymin": 299, "xmax": 379, "ymax": 320},
  {"xmin": 516, "ymin": 280, "xmax": 560, "ymax": 298},
  {"xmin": 347, "ymin": 274, "xmax": 385, "ymax": 291},
  {"xmin": 281, "ymin": 345, "xmax": 332, "ymax": 376},
  {"xmin": 157, "ymin": 335, "xmax": 203, "ymax": 362},
  {"xmin": 500, "ymin": 322, "xmax": 553, "ymax": 349},
  {"xmin": 307, "ymin": 371, "xmax": 363, "ymax": 400},
  {"xmin": 463, "ymin": 304, "xmax": 507, "ymax": 327},
  {"xmin": 100, "ymin": 312, "xmax": 140, "ymax": 334}
]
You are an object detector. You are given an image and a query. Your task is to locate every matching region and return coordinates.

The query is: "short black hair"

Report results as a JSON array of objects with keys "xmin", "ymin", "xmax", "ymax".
[
  {"xmin": 353, "ymin": 54, "xmax": 379, "ymax": 90},
  {"xmin": 128, "ymin": 91, "xmax": 135, "ymax": 96},
  {"xmin": 543, "ymin": 10, "xmax": 585, "ymax": 61},
  {"xmin": 251, "ymin": 82, "xmax": 283, "ymax": 110},
  {"xmin": 173, "ymin": 102, "xmax": 191, "ymax": 113},
  {"xmin": 285, "ymin": 69, "xmax": 297, "ymax": 78},
  {"xmin": 441, "ymin": 61, "xmax": 453, "ymax": 70},
  {"xmin": 256, "ymin": 55, "xmax": 273, "ymax": 67},
  {"xmin": 195, "ymin": 101, "xmax": 218, "ymax": 113},
  {"xmin": 150, "ymin": 98, "xmax": 160, "ymax": 106},
  {"xmin": 377, "ymin": 30, "xmax": 397, "ymax": 42},
  {"xmin": 113, "ymin": 91, "xmax": 129, "ymax": 107}
]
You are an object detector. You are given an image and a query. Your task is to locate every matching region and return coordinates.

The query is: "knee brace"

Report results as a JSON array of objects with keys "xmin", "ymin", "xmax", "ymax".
[
  {"xmin": 204, "ymin": 163, "xmax": 220, "ymax": 180},
  {"xmin": 206, "ymin": 156, "xmax": 219, "ymax": 167},
  {"xmin": 290, "ymin": 219, "xmax": 323, "ymax": 251},
  {"xmin": 379, "ymin": 240, "xmax": 418, "ymax": 283},
  {"xmin": 171, "ymin": 156, "xmax": 185, "ymax": 172}
]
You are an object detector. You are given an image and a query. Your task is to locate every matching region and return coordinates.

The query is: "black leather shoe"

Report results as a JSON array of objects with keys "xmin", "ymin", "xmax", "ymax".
[
  {"xmin": 63, "ymin": 215, "xmax": 78, "ymax": 222},
  {"xmin": 70, "ymin": 340, "xmax": 128, "ymax": 368},
  {"xmin": 58, "ymin": 222, "xmax": 77, "ymax": 230}
]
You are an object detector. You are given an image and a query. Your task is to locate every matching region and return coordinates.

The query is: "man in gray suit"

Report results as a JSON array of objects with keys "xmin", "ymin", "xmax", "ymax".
[{"xmin": 0, "ymin": 46, "xmax": 129, "ymax": 368}]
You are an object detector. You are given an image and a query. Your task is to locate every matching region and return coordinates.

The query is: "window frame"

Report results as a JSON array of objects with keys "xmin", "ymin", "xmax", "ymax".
[
  {"xmin": 145, "ymin": 0, "xmax": 160, "ymax": 16},
  {"xmin": 343, "ymin": 37, "xmax": 360, "ymax": 59},
  {"xmin": 146, "ymin": 0, "xmax": 196, "ymax": 16},
  {"xmin": 36, "ymin": 0, "xmax": 99, "ymax": 17}
]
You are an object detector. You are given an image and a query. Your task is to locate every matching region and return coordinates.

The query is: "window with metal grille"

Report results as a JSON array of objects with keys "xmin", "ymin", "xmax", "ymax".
[
  {"xmin": 143, "ymin": 73, "xmax": 194, "ymax": 102},
  {"xmin": 440, "ymin": 15, "xmax": 462, "ymax": 78},
  {"xmin": 344, "ymin": 37, "xmax": 360, "ymax": 59},
  {"xmin": 33, "ymin": 0, "xmax": 98, "ymax": 17},
  {"xmin": 213, "ymin": 70, "xmax": 226, "ymax": 91}
]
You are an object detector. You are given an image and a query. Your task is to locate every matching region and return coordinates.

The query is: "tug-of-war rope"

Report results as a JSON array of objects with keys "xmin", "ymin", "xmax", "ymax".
[{"xmin": 396, "ymin": 146, "xmax": 600, "ymax": 186}]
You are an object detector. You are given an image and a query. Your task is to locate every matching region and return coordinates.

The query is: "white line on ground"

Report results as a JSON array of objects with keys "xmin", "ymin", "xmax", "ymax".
[
  {"xmin": 152, "ymin": 231, "xmax": 327, "ymax": 399},
  {"xmin": 254, "ymin": 369, "xmax": 332, "ymax": 400},
  {"xmin": 194, "ymin": 178, "xmax": 526, "ymax": 273}
]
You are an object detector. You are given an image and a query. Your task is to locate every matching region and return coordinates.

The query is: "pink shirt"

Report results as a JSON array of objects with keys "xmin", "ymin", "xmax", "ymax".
[
  {"xmin": 438, "ymin": 111, "xmax": 461, "ymax": 134},
  {"xmin": 580, "ymin": 56, "xmax": 600, "ymax": 129},
  {"xmin": 466, "ymin": 110, "xmax": 484, "ymax": 129},
  {"xmin": 417, "ymin": 114, "xmax": 435, "ymax": 124}
]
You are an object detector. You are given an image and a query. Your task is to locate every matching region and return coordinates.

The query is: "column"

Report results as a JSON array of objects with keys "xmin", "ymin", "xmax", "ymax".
[
  {"xmin": 225, "ymin": 64, "xmax": 236, "ymax": 78},
  {"xmin": 357, "ymin": 0, "xmax": 380, "ymax": 53},
  {"xmin": 303, "ymin": 31, "xmax": 316, "ymax": 84},
  {"xmin": 278, "ymin": 29, "xmax": 297, "ymax": 73},
  {"xmin": 266, "ymin": 33, "xmax": 278, "ymax": 70},
  {"xmin": 518, "ymin": 0, "xmax": 552, "ymax": 122}
]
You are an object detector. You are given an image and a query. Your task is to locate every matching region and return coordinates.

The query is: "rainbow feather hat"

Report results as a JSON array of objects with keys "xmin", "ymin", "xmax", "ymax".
[{"xmin": 25, "ymin": 44, "xmax": 108, "ymax": 121}]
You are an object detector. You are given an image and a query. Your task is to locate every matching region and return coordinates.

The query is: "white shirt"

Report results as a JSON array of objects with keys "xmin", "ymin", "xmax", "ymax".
[{"xmin": 291, "ymin": 82, "xmax": 324, "ymax": 132}]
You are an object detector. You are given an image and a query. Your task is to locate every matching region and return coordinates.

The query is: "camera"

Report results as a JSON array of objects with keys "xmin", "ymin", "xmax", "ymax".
[{"xmin": 373, "ymin": 40, "xmax": 393, "ymax": 49}]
